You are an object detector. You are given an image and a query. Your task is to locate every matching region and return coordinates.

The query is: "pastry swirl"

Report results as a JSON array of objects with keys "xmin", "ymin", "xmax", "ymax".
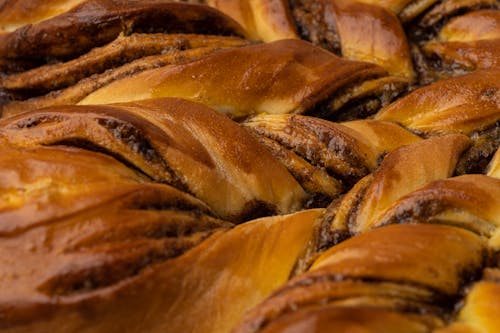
[{"xmin": 0, "ymin": 1, "xmax": 498, "ymax": 332}]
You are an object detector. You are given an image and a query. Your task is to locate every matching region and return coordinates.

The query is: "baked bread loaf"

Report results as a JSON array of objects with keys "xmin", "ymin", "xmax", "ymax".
[{"xmin": 0, "ymin": 1, "xmax": 498, "ymax": 332}]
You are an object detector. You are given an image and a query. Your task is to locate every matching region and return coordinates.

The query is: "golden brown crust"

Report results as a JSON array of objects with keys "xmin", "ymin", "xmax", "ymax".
[
  {"xmin": 0, "ymin": 98, "xmax": 307, "ymax": 222},
  {"xmin": 233, "ymin": 224, "xmax": 485, "ymax": 333},
  {"xmin": 0, "ymin": 209, "xmax": 321, "ymax": 333},
  {"xmin": 233, "ymin": 279, "xmax": 441, "ymax": 333},
  {"xmin": 0, "ymin": 2, "xmax": 499, "ymax": 333},
  {"xmin": 0, "ymin": 0, "xmax": 85, "ymax": 33},
  {"xmin": 423, "ymin": 38, "xmax": 500, "ymax": 71},
  {"xmin": 207, "ymin": 0, "xmax": 298, "ymax": 41},
  {"xmin": 376, "ymin": 69, "xmax": 500, "ymax": 136},
  {"xmin": 418, "ymin": 0, "xmax": 498, "ymax": 29},
  {"xmin": 340, "ymin": 119, "xmax": 422, "ymax": 164},
  {"xmin": 372, "ymin": 175, "xmax": 500, "ymax": 236},
  {"xmin": 289, "ymin": 0, "xmax": 415, "ymax": 79},
  {"xmin": 439, "ymin": 10, "xmax": 500, "ymax": 42},
  {"xmin": 0, "ymin": 46, "xmax": 229, "ymax": 117},
  {"xmin": 421, "ymin": 10, "xmax": 500, "ymax": 71},
  {"xmin": 0, "ymin": 144, "xmax": 148, "ymax": 232},
  {"xmin": 312, "ymin": 224, "xmax": 484, "ymax": 295},
  {"xmin": 0, "ymin": 34, "xmax": 251, "ymax": 93},
  {"xmin": 76, "ymin": 39, "xmax": 387, "ymax": 118},
  {"xmin": 332, "ymin": 0, "xmax": 415, "ymax": 79},
  {"xmin": 331, "ymin": 135, "xmax": 471, "ymax": 234},
  {"xmin": 0, "ymin": 0, "xmax": 246, "ymax": 62},
  {"xmin": 243, "ymin": 116, "xmax": 421, "ymax": 206},
  {"xmin": 259, "ymin": 306, "xmax": 433, "ymax": 333}
]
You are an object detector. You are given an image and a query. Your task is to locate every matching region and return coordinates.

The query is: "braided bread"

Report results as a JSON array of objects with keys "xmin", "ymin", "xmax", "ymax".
[{"xmin": 0, "ymin": 1, "xmax": 498, "ymax": 332}]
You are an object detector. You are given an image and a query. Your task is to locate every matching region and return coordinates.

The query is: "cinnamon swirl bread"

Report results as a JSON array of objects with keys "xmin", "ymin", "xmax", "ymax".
[{"xmin": 0, "ymin": 1, "xmax": 498, "ymax": 332}]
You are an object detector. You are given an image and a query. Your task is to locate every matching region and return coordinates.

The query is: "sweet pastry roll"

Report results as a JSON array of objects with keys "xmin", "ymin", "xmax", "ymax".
[
  {"xmin": 233, "ymin": 223, "xmax": 486, "ymax": 333},
  {"xmin": 0, "ymin": 143, "xmax": 149, "ymax": 232},
  {"xmin": 0, "ymin": 34, "xmax": 250, "ymax": 94},
  {"xmin": 245, "ymin": 306, "xmax": 438, "ymax": 333},
  {"xmin": 1, "ymin": 39, "xmax": 406, "ymax": 120},
  {"xmin": 289, "ymin": 0, "xmax": 415, "ymax": 79},
  {"xmin": 376, "ymin": 68, "xmax": 500, "ymax": 175},
  {"xmin": 0, "ymin": 5, "xmax": 411, "ymax": 120},
  {"xmin": 417, "ymin": 0, "xmax": 499, "ymax": 31},
  {"xmin": 405, "ymin": 0, "xmax": 499, "ymax": 45},
  {"xmin": 423, "ymin": 38, "xmax": 500, "ymax": 73},
  {"xmin": 244, "ymin": 115, "xmax": 373, "ymax": 193},
  {"xmin": 0, "ymin": 0, "xmax": 246, "ymax": 65},
  {"xmin": 0, "ymin": 44, "xmax": 236, "ymax": 117},
  {"xmin": 243, "ymin": 114, "xmax": 420, "ymax": 206},
  {"xmin": 369, "ymin": 174, "xmax": 500, "ymax": 236},
  {"xmin": 0, "ymin": 206, "xmax": 322, "ymax": 333},
  {"xmin": 74, "ymin": 39, "xmax": 407, "ymax": 120},
  {"xmin": 0, "ymin": 1, "xmax": 498, "ymax": 332},
  {"xmin": 340, "ymin": 118, "xmax": 423, "ymax": 155},
  {"xmin": 438, "ymin": 10, "xmax": 500, "ymax": 42},
  {"xmin": 405, "ymin": 0, "xmax": 500, "ymax": 83},
  {"xmin": 0, "ymin": 33, "xmax": 188, "ymax": 94},
  {"xmin": 0, "ymin": 98, "xmax": 307, "ymax": 222},
  {"xmin": 422, "ymin": 10, "xmax": 500, "ymax": 72},
  {"xmin": 376, "ymin": 69, "xmax": 500, "ymax": 137},
  {"xmin": 329, "ymin": 134, "xmax": 471, "ymax": 235}
]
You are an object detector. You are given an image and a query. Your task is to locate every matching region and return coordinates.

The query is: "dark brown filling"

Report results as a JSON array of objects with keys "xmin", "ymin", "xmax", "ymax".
[
  {"xmin": 244, "ymin": 275, "xmax": 452, "ymax": 333},
  {"xmin": 329, "ymin": 98, "xmax": 383, "ymax": 122},
  {"xmin": 0, "ymin": 46, "xmax": 223, "ymax": 116},
  {"xmin": 406, "ymin": 1, "xmax": 498, "ymax": 44},
  {"xmin": 36, "ymin": 200, "xmax": 230, "ymax": 296},
  {"xmin": 12, "ymin": 114, "xmax": 65, "ymax": 129},
  {"xmin": 318, "ymin": 213, "xmax": 351, "ymax": 251},
  {"xmin": 37, "ymin": 236, "xmax": 207, "ymax": 296},
  {"xmin": 245, "ymin": 130, "xmax": 343, "ymax": 208},
  {"xmin": 409, "ymin": 43, "xmax": 446, "ymax": 86},
  {"xmin": 0, "ymin": 34, "xmax": 189, "ymax": 95},
  {"xmin": 97, "ymin": 118, "xmax": 159, "ymax": 163},
  {"xmin": 405, "ymin": 1, "xmax": 499, "ymax": 84},
  {"xmin": 248, "ymin": 122, "xmax": 368, "ymax": 189},
  {"xmin": 0, "ymin": 2, "xmax": 245, "ymax": 66},
  {"xmin": 307, "ymin": 75, "xmax": 406, "ymax": 121},
  {"xmin": 455, "ymin": 124, "xmax": 500, "ymax": 175},
  {"xmin": 374, "ymin": 199, "xmax": 497, "ymax": 238},
  {"xmin": 288, "ymin": 0, "xmax": 342, "ymax": 55}
]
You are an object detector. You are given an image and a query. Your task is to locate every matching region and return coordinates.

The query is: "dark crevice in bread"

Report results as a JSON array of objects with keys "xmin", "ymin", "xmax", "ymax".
[
  {"xmin": 307, "ymin": 75, "xmax": 406, "ymax": 121},
  {"xmin": 455, "ymin": 123, "xmax": 500, "ymax": 175}
]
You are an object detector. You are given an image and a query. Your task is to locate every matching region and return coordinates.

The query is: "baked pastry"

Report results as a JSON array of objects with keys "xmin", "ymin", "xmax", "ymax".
[{"xmin": 0, "ymin": 1, "xmax": 498, "ymax": 333}]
